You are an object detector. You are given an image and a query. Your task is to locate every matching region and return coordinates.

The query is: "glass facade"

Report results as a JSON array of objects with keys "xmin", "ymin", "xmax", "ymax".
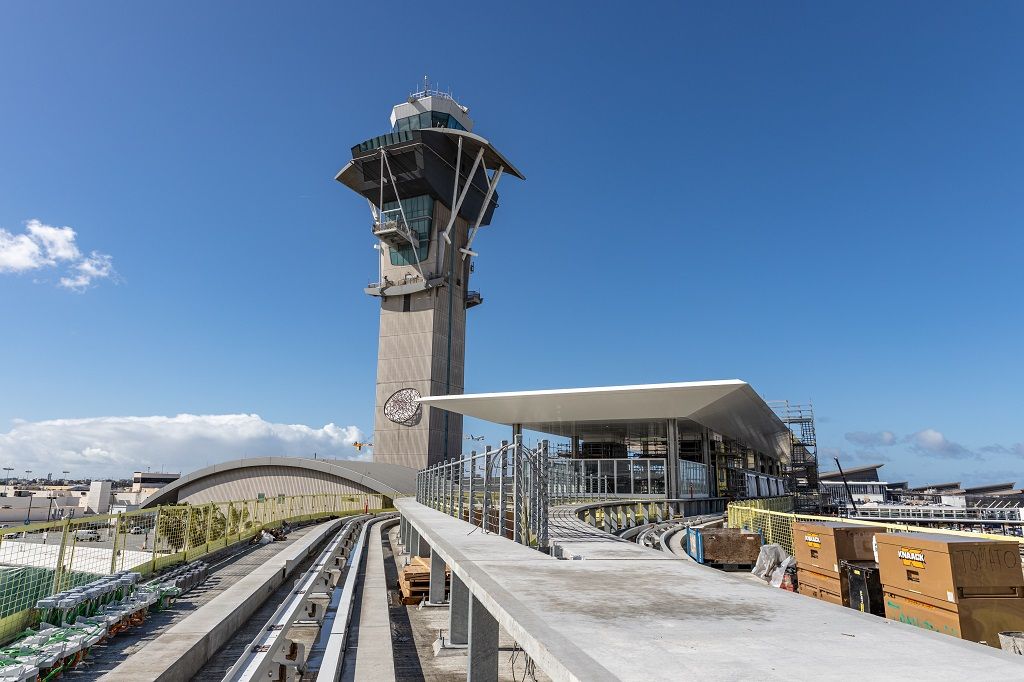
[
  {"xmin": 355, "ymin": 129, "xmax": 414, "ymax": 154},
  {"xmin": 382, "ymin": 195, "xmax": 432, "ymax": 265},
  {"xmin": 393, "ymin": 111, "xmax": 466, "ymax": 132}
]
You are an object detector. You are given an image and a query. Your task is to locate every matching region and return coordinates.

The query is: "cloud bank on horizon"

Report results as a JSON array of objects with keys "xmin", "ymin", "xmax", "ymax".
[
  {"xmin": 0, "ymin": 414, "xmax": 368, "ymax": 478},
  {"xmin": 827, "ymin": 428, "xmax": 1023, "ymax": 488},
  {"xmin": 0, "ymin": 219, "xmax": 116, "ymax": 291}
]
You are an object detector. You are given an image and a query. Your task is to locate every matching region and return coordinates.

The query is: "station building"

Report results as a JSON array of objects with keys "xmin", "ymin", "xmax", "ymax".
[{"xmin": 420, "ymin": 379, "xmax": 792, "ymax": 499}]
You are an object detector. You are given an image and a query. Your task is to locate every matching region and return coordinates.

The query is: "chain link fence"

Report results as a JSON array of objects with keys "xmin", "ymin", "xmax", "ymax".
[
  {"xmin": 0, "ymin": 492, "xmax": 384, "ymax": 644},
  {"xmin": 727, "ymin": 499, "xmax": 1024, "ymax": 556}
]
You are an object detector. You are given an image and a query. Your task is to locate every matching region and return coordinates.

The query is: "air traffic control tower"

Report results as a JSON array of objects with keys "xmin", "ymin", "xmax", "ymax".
[{"xmin": 335, "ymin": 84, "xmax": 523, "ymax": 469}]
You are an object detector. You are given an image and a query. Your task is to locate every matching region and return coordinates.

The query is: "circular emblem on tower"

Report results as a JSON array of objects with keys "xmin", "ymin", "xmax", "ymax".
[{"xmin": 383, "ymin": 387, "xmax": 422, "ymax": 426}]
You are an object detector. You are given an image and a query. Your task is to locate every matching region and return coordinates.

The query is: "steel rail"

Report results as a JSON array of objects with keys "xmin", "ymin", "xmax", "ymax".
[
  {"xmin": 222, "ymin": 514, "xmax": 372, "ymax": 682},
  {"xmin": 313, "ymin": 514, "xmax": 397, "ymax": 679}
]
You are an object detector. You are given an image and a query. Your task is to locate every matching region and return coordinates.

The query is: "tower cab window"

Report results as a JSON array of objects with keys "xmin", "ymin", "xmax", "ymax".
[{"xmin": 393, "ymin": 112, "xmax": 466, "ymax": 132}]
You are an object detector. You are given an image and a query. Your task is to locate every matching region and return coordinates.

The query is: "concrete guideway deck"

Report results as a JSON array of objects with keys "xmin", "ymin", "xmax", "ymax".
[
  {"xmin": 398, "ymin": 499, "xmax": 1024, "ymax": 681},
  {"xmin": 341, "ymin": 517, "xmax": 398, "ymax": 681}
]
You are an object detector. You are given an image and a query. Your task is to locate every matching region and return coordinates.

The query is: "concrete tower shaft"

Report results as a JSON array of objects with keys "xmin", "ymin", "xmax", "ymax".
[{"xmin": 335, "ymin": 88, "xmax": 523, "ymax": 469}]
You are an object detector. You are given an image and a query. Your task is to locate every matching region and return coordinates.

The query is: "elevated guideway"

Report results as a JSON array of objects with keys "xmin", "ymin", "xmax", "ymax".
[{"xmin": 398, "ymin": 498, "xmax": 1024, "ymax": 681}]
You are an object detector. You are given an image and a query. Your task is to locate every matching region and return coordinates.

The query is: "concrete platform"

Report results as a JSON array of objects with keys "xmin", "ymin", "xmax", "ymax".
[
  {"xmin": 398, "ymin": 499, "xmax": 1024, "ymax": 681},
  {"xmin": 99, "ymin": 518, "xmax": 346, "ymax": 682}
]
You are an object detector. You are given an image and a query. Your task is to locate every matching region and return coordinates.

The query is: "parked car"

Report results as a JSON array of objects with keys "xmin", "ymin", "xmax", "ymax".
[
  {"xmin": 73, "ymin": 529, "xmax": 101, "ymax": 542},
  {"xmin": 128, "ymin": 526, "xmax": 146, "ymax": 535}
]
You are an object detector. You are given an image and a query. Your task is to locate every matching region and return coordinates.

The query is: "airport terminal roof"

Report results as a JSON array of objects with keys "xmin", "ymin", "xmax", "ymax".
[
  {"xmin": 142, "ymin": 457, "xmax": 417, "ymax": 506},
  {"xmin": 818, "ymin": 463, "xmax": 886, "ymax": 480},
  {"xmin": 419, "ymin": 380, "xmax": 791, "ymax": 457}
]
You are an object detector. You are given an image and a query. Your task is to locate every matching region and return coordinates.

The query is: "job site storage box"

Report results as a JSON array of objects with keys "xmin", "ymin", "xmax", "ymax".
[
  {"xmin": 685, "ymin": 527, "xmax": 761, "ymax": 566},
  {"xmin": 796, "ymin": 567, "xmax": 846, "ymax": 606},
  {"xmin": 876, "ymin": 532, "xmax": 1024, "ymax": 647},
  {"xmin": 792, "ymin": 521, "xmax": 882, "ymax": 608},
  {"xmin": 842, "ymin": 560, "xmax": 884, "ymax": 616},
  {"xmin": 792, "ymin": 521, "xmax": 882, "ymax": 577}
]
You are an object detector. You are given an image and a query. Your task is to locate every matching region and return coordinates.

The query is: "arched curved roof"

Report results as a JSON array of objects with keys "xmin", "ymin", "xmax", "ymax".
[{"xmin": 141, "ymin": 457, "xmax": 417, "ymax": 507}]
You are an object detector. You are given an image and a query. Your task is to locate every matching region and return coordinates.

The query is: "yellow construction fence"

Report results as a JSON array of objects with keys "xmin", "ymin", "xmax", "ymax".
[
  {"xmin": 0, "ymin": 492, "xmax": 386, "ymax": 644},
  {"xmin": 728, "ymin": 498, "xmax": 1024, "ymax": 556}
]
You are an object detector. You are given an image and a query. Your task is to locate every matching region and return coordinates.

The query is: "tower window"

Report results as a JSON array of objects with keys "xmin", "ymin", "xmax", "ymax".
[
  {"xmin": 393, "ymin": 112, "xmax": 466, "ymax": 132},
  {"xmin": 384, "ymin": 195, "xmax": 432, "ymax": 265}
]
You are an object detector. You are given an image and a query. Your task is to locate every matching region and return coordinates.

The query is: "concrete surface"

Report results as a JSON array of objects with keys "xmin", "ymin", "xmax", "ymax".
[
  {"xmin": 341, "ymin": 518, "xmax": 397, "ymax": 681},
  {"xmin": 398, "ymin": 499, "xmax": 1024, "ymax": 682},
  {"xmin": 99, "ymin": 517, "xmax": 345, "ymax": 682}
]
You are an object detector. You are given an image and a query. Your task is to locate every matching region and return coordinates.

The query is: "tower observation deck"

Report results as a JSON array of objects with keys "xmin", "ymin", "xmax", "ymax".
[{"xmin": 335, "ymin": 84, "xmax": 523, "ymax": 469}]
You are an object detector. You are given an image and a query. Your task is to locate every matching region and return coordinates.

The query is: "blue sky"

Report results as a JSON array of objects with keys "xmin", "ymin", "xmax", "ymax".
[{"xmin": 1, "ymin": 1, "xmax": 1021, "ymax": 484}]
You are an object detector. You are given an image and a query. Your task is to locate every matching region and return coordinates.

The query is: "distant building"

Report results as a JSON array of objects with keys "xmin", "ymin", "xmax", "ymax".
[
  {"xmin": 818, "ymin": 463, "xmax": 885, "ymax": 483},
  {"xmin": 132, "ymin": 471, "xmax": 180, "ymax": 494}
]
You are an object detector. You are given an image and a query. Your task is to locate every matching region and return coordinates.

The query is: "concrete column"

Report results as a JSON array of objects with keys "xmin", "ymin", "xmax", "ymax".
[
  {"xmin": 701, "ymin": 427, "xmax": 716, "ymax": 496},
  {"xmin": 417, "ymin": 532, "xmax": 430, "ymax": 559},
  {"xmin": 666, "ymin": 419, "xmax": 680, "ymax": 499},
  {"xmin": 429, "ymin": 548, "xmax": 447, "ymax": 604},
  {"xmin": 399, "ymin": 517, "xmax": 407, "ymax": 547},
  {"xmin": 408, "ymin": 526, "xmax": 418, "ymax": 558},
  {"xmin": 468, "ymin": 593, "xmax": 498, "ymax": 682},
  {"xmin": 449, "ymin": 572, "xmax": 469, "ymax": 646}
]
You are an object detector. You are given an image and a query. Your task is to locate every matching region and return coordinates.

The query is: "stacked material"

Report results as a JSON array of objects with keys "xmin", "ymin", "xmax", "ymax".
[
  {"xmin": 398, "ymin": 556, "xmax": 449, "ymax": 605},
  {"xmin": 684, "ymin": 527, "xmax": 762, "ymax": 569},
  {"xmin": 876, "ymin": 532, "xmax": 1024, "ymax": 647},
  {"xmin": 0, "ymin": 560, "xmax": 209, "ymax": 681},
  {"xmin": 791, "ymin": 521, "xmax": 881, "ymax": 606}
]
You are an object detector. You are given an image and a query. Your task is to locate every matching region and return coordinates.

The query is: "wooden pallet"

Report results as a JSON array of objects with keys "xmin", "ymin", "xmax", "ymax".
[{"xmin": 397, "ymin": 555, "xmax": 451, "ymax": 605}]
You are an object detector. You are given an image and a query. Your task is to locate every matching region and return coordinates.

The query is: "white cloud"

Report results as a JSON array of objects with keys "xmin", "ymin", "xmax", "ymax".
[
  {"xmin": 0, "ymin": 414, "xmax": 368, "ymax": 479},
  {"xmin": 0, "ymin": 230, "xmax": 44, "ymax": 272},
  {"xmin": 908, "ymin": 428, "xmax": 976, "ymax": 459},
  {"xmin": 25, "ymin": 219, "xmax": 80, "ymax": 263},
  {"xmin": 59, "ymin": 251, "xmax": 116, "ymax": 291},
  {"xmin": 980, "ymin": 443, "xmax": 1024, "ymax": 457},
  {"xmin": 0, "ymin": 219, "xmax": 115, "ymax": 291},
  {"xmin": 845, "ymin": 430, "xmax": 897, "ymax": 447}
]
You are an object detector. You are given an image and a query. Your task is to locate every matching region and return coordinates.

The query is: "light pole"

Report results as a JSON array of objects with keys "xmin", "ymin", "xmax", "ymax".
[
  {"xmin": 62, "ymin": 470, "xmax": 69, "ymax": 484},
  {"xmin": 2, "ymin": 467, "xmax": 12, "ymax": 494}
]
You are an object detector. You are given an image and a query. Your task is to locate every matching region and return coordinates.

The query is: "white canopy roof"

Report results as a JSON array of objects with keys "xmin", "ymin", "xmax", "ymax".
[{"xmin": 419, "ymin": 380, "xmax": 792, "ymax": 458}]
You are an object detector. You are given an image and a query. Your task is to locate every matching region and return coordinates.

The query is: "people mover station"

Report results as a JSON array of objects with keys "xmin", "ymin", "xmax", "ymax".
[{"xmin": 419, "ymin": 380, "xmax": 793, "ymax": 500}]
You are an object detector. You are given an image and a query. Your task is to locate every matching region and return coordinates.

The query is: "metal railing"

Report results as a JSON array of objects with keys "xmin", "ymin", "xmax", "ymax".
[
  {"xmin": 416, "ymin": 439, "xmax": 718, "ymax": 551},
  {"xmin": 0, "ymin": 492, "xmax": 385, "ymax": 645},
  {"xmin": 417, "ymin": 436, "xmax": 553, "ymax": 550}
]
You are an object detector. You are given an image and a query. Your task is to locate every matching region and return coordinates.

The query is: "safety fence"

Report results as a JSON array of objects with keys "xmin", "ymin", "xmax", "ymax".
[
  {"xmin": 727, "ymin": 499, "xmax": 1024, "ymax": 557},
  {"xmin": 417, "ymin": 436, "xmax": 555, "ymax": 550},
  {"xmin": 417, "ymin": 438, "xmax": 727, "ymax": 551},
  {"xmin": 0, "ymin": 492, "xmax": 384, "ymax": 645}
]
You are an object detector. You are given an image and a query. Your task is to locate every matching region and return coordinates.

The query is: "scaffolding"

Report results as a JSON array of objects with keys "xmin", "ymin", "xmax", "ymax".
[{"xmin": 770, "ymin": 400, "xmax": 819, "ymax": 511}]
